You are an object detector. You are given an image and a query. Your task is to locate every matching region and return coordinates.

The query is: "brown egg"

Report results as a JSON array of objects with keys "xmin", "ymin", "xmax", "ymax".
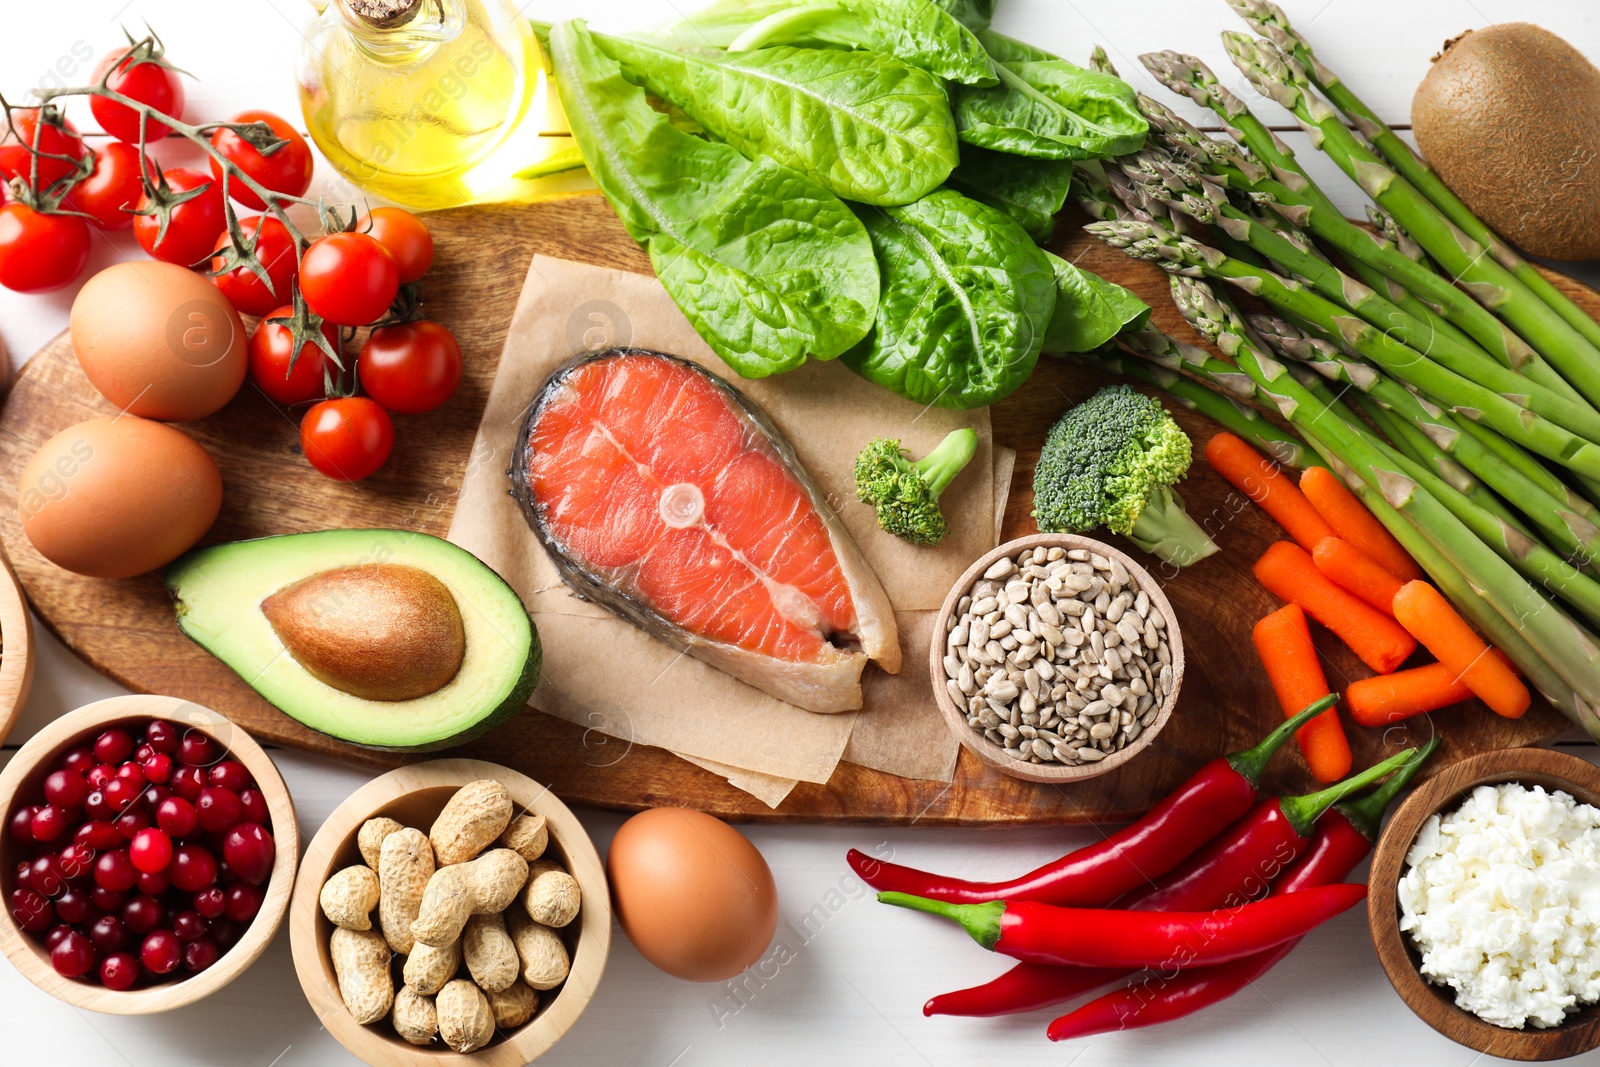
[
  {"xmin": 70, "ymin": 261, "xmax": 247, "ymax": 421},
  {"xmin": 607, "ymin": 807, "xmax": 778, "ymax": 981},
  {"xmin": 18, "ymin": 417, "xmax": 223, "ymax": 579}
]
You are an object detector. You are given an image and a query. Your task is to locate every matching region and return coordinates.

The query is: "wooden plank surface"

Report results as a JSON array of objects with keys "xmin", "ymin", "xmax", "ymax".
[{"xmin": 0, "ymin": 193, "xmax": 1573, "ymax": 824}]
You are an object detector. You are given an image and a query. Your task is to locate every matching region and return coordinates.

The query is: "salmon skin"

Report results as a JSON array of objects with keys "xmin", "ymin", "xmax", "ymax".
[{"xmin": 511, "ymin": 348, "xmax": 901, "ymax": 713}]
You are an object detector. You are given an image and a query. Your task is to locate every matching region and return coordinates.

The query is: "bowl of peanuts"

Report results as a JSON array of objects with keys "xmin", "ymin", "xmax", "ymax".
[
  {"xmin": 289, "ymin": 759, "xmax": 609, "ymax": 1066},
  {"xmin": 932, "ymin": 533, "xmax": 1185, "ymax": 784}
]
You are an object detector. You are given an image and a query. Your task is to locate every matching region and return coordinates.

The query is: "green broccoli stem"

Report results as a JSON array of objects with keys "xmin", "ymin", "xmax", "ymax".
[
  {"xmin": 916, "ymin": 428, "xmax": 979, "ymax": 501},
  {"xmin": 1126, "ymin": 483, "xmax": 1217, "ymax": 565}
]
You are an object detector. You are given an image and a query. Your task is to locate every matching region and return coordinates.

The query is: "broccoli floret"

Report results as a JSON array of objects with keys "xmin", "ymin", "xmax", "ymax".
[
  {"xmin": 855, "ymin": 429, "xmax": 979, "ymax": 546},
  {"xmin": 1033, "ymin": 385, "xmax": 1218, "ymax": 567}
]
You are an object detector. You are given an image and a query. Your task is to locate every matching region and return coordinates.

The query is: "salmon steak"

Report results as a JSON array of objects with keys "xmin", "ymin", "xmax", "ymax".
[{"xmin": 511, "ymin": 349, "xmax": 901, "ymax": 713}]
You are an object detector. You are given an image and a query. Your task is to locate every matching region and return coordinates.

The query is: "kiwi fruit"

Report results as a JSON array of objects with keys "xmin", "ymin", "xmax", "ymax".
[{"xmin": 1413, "ymin": 23, "xmax": 1600, "ymax": 261}]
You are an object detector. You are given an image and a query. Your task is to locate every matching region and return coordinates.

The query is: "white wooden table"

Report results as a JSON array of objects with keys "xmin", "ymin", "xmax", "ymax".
[{"xmin": 4, "ymin": 1, "xmax": 1600, "ymax": 1063}]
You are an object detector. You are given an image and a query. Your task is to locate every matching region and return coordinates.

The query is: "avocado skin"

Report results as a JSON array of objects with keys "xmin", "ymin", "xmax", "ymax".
[{"xmin": 166, "ymin": 530, "xmax": 541, "ymax": 752}]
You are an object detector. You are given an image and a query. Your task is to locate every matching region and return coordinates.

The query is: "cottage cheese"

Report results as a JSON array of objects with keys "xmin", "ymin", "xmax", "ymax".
[{"xmin": 1398, "ymin": 782, "xmax": 1600, "ymax": 1029}]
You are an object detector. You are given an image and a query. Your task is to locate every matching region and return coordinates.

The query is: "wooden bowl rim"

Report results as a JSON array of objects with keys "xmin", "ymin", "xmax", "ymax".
[
  {"xmin": 0, "ymin": 549, "xmax": 34, "ymax": 747},
  {"xmin": 289, "ymin": 758, "xmax": 610, "ymax": 1067},
  {"xmin": 1368, "ymin": 747, "xmax": 1600, "ymax": 1060},
  {"xmin": 928, "ymin": 532, "xmax": 1185, "ymax": 784},
  {"xmin": 0, "ymin": 694, "xmax": 299, "ymax": 1014}
]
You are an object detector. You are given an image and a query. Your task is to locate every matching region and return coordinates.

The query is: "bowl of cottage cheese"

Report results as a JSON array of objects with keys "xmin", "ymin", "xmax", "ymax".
[{"xmin": 1369, "ymin": 748, "xmax": 1600, "ymax": 1061}]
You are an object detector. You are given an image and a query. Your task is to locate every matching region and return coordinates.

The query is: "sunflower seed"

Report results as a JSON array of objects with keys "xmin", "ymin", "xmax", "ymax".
[{"xmin": 984, "ymin": 558, "xmax": 1015, "ymax": 580}]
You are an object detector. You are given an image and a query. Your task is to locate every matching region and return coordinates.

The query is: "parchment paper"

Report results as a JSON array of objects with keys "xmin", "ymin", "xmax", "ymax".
[{"xmin": 448, "ymin": 255, "xmax": 1002, "ymax": 795}]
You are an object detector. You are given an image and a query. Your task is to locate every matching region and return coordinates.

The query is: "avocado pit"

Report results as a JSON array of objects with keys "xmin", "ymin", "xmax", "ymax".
[{"xmin": 261, "ymin": 563, "xmax": 466, "ymax": 702}]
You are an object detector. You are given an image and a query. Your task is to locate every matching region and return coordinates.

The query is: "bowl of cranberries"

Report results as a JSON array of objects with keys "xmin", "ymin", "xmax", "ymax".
[{"xmin": 0, "ymin": 693, "xmax": 298, "ymax": 1012}]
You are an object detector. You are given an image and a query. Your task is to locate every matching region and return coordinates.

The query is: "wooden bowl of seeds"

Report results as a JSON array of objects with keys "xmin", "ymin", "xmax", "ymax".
[{"xmin": 932, "ymin": 533, "xmax": 1184, "ymax": 784}]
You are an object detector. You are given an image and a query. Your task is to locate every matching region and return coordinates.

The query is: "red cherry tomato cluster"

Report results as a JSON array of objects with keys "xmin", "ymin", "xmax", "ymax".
[
  {"xmin": 246, "ymin": 207, "xmax": 460, "ymax": 483},
  {"xmin": 6, "ymin": 719, "xmax": 276, "ymax": 989}
]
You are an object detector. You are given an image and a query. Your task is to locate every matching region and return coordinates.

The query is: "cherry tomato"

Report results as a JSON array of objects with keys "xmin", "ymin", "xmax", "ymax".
[
  {"xmin": 249, "ymin": 306, "xmax": 336, "ymax": 406},
  {"xmin": 0, "ymin": 203, "xmax": 90, "ymax": 292},
  {"xmin": 211, "ymin": 216, "xmax": 298, "ymax": 316},
  {"xmin": 299, "ymin": 232, "xmax": 398, "ymax": 326},
  {"xmin": 133, "ymin": 168, "xmax": 226, "ymax": 266},
  {"xmin": 63, "ymin": 142, "xmax": 146, "ymax": 231},
  {"xmin": 361, "ymin": 207, "xmax": 433, "ymax": 283},
  {"xmin": 0, "ymin": 109, "xmax": 85, "ymax": 190},
  {"xmin": 209, "ymin": 111, "xmax": 313, "ymax": 211},
  {"xmin": 90, "ymin": 48, "xmax": 186, "ymax": 143},
  {"xmin": 359, "ymin": 321, "xmax": 462, "ymax": 415},
  {"xmin": 300, "ymin": 397, "xmax": 393, "ymax": 481}
]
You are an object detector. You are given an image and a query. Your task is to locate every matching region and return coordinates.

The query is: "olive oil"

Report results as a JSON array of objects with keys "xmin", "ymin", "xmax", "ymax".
[{"xmin": 296, "ymin": 0, "xmax": 542, "ymax": 209}]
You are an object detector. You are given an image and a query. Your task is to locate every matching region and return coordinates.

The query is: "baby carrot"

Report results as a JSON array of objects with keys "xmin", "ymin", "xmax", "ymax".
[
  {"xmin": 1391, "ymin": 581, "xmax": 1531, "ymax": 719},
  {"xmin": 1251, "ymin": 604, "xmax": 1351, "ymax": 783},
  {"xmin": 1346, "ymin": 662, "xmax": 1473, "ymax": 726},
  {"xmin": 1205, "ymin": 432, "xmax": 1334, "ymax": 552},
  {"xmin": 1300, "ymin": 466, "xmax": 1423, "ymax": 581},
  {"xmin": 1311, "ymin": 537, "xmax": 1404, "ymax": 615},
  {"xmin": 1253, "ymin": 542, "xmax": 1417, "ymax": 674}
]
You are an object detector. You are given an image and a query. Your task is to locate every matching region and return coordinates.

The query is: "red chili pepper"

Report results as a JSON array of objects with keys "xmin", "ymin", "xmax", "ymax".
[
  {"xmin": 850, "ymin": 695, "xmax": 1337, "ymax": 908},
  {"xmin": 923, "ymin": 744, "xmax": 1418, "ymax": 1017},
  {"xmin": 1045, "ymin": 737, "xmax": 1439, "ymax": 1040},
  {"xmin": 880, "ymin": 883, "xmax": 1366, "ymax": 968}
]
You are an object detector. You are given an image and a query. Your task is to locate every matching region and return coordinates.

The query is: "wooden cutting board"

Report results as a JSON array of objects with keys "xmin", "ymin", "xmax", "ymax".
[{"xmin": 0, "ymin": 193, "xmax": 1575, "ymax": 824}]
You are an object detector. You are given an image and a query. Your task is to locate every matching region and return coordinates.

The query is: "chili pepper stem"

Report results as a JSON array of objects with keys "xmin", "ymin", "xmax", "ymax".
[
  {"xmin": 1226, "ymin": 693, "xmax": 1339, "ymax": 784},
  {"xmin": 1277, "ymin": 747, "xmax": 1417, "ymax": 838},
  {"xmin": 877, "ymin": 892, "xmax": 1004, "ymax": 951},
  {"xmin": 1336, "ymin": 735, "xmax": 1441, "ymax": 841}
]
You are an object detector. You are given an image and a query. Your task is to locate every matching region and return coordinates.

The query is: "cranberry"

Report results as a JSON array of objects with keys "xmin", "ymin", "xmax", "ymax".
[
  {"xmin": 238, "ymin": 788, "xmax": 269, "ymax": 825},
  {"xmin": 171, "ymin": 766, "xmax": 205, "ymax": 801},
  {"xmin": 115, "ymin": 762, "xmax": 146, "ymax": 791},
  {"xmin": 140, "ymin": 785, "xmax": 171, "ymax": 812},
  {"xmin": 90, "ymin": 886, "xmax": 127, "ymax": 913},
  {"xmin": 84, "ymin": 790, "xmax": 113, "ymax": 821},
  {"xmin": 43, "ymin": 769, "xmax": 89, "ymax": 810},
  {"xmin": 58, "ymin": 843, "xmax": 95, "ymax": 881},
  {"xmin": 196, "ymin": 788, "xmax": 242, "ymax": 834},
  {"xmin": 141, "ymin": 754, "xmax": 174, "ymax": 786},
  {"xmin": 121, "ymin": 895, "xmax": 164, "ymax": 935},
  {"xmin": 208, "ymin": 761, "xmax": 251, "ymax": 792},
  {"xmin": 77, "ymin": 820, "xmax": 122, "ymax": 849},
  {"xmin": 168, "ymin": 845, "xmax": 218, "ymax": 893},
  {"xmin": 93, "ymin": 849, "xmax": 137, "ymax": 893},
  {"xmin": 53, "ymin": 888, "xmax": 92, "ymax": 925},
  {"xmin": 61, "ymin": 745, "xmax": 96, "ymax": 776},
  {"xmin": 8, "ymin": 804, "xmax": 38, "ymax": 843},
  {"xmin": 89, "ymin": 914, "xmax": 128, "ymax": 953},
  {"xmin": 51, "ymin": 929, "xmax": 96, "ymax": 978},
  {"xmin": 178, "ymin": 732, "xmax": 217, "ymax": 767},
  {"xmin": 144, "ymin": 720, "xmax": 177, "ymax": 754},
  {"xmin": 207, "ymin": 917, "xmax": 239, "ymax": 947},
  {"xmin": 140, "ymin": 929, "xmax": 181, "ymax": 975},
  {"xmin": 94, "ymin": 728, "xmax": 134, "ymax": 766},
  {"xmin": 100, "ymin": 951, "xmax": 139, "ymax": 990},
  {"xmin": 13, "ymin": 859, "xmax": 30, "ymax": 890},
  {"xmin": 45, "ymin": 923, "xmax": 75, "ymax": 951},
  {"xmin": 136, "ymin": 870, "xmax": 168, "ymax": 896},
  {"xmin": 192, "ymin": 886, "xmax": 226, "ymax": 919},
  {"xmin": 9, "ymin": 888, "xmax": 51, "ymax": 933},
  {"xmin": 29, "ymin": 854, "xmax": 65, "ymax": 897},
  {"xmin": 222, "ymin": 882, "xmax": 263, "ymax": 922},
  {"xmin": 86, "ymin": 764, "xmax": 116, "ymax": 791},
  {"xmin": 103, "ymin": 775, "xmax": 142, "ymax": 813},
  {"xmin": 172, "ymin": 910, "xmax": 207, "ymax": 942},
  {"xmin": 222, "ymin": 823, "xmax": 274, "ymax": 886},
  {"xmin": 129, "ymin": 828, "xmax": 173, "ymax": 874},
  {"xmin": 30, "ymin": 804, "xmax": 69, "ymax": 843},
  {"xmin": 115, "ymin": 808, "xmax": 151, "ymax": 841},
  {"xmin": 156, "ymin": 797, "xmax": 198, "ymax": 837},
  {"xmin": 183, "ymin": 936, "xmax": 220, "ymax": 972}
]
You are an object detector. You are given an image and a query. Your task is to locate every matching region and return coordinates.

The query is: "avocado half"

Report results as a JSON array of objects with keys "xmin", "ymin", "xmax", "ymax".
[{"xmin": 166, "ymin": 529, "xmax": 540, "ymax": 751}]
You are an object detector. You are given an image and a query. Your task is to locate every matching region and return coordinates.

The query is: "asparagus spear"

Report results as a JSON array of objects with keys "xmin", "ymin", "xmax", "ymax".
[
  {"xmin": 1088, "ymin": 218, "xmax": 1600, "ymax": 476},
  {"xmin": 1221, "ymin": 31, "xmax": 1600, "ymax": 411},
  {"xmin": 1228, "ymin": 0, "xmax": 1600, "ymax": 353},
  {"xmin": 1140, "ymin": 50, "xmax": 1544, "ymax": 374},
  {"xmin": 1165, "ymin": 273, "xmax": 1600, "ymax": 720}
]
